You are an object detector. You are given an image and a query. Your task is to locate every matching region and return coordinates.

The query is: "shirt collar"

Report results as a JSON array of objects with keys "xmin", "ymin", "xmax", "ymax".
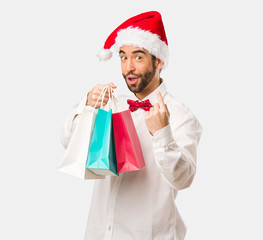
[{"xmin": 129, "ymin": 79, "xmax": 167, "ymax": 105}]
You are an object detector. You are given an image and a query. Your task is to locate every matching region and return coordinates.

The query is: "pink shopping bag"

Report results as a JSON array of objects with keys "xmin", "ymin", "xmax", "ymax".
[{"xmin": 112, "ymin": 110, "xmax": 145, "ymax": 174}]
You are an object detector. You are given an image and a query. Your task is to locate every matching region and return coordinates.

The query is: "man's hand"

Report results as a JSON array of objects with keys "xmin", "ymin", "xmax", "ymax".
[
  {"xmin": 86, "ymin": 82, "xmax": 117, "ymax": 109},
  {"xmin": 144, "ymin": 91, "xmax": 170, "ymax": 136}
]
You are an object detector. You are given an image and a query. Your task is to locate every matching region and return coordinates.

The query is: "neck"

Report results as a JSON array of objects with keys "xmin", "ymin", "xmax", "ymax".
[{"xmin": 135, "ymin": 76, "xmax": 162, "ymax": 100}]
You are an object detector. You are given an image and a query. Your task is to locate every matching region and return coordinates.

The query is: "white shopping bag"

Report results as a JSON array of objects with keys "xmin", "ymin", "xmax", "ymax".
[{"xmin": 58, "ymin": 87, "xmax": 110, "ymax": 179}]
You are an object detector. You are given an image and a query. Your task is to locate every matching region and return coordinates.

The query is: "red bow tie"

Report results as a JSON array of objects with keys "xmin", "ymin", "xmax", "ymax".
[{"xmin": 127, "ymin": 99, "xmax": 153, "ymax": 112}]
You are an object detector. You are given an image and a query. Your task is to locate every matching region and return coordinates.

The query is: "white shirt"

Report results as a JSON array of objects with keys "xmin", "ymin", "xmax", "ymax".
[{"xmin": 61, "ymin": 81, "xmax": 202, "ymax": 240}]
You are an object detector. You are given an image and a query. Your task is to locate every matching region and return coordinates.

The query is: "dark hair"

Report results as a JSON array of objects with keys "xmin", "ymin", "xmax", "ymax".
[
  {"xmin": 151, "ymin": 55, "xmax": 162, "ymax": 73},
  {"xmin": 151, "ymin": 55, "xmax": 157, "ymax": 69}
]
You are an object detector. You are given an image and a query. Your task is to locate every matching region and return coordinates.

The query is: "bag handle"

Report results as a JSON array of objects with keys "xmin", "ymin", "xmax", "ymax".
[
  {"xmin": 92, "ymin": 86, "xmax": 109, "ymax": 109},
  {"xmin": 93, "ymin": 86, "xmax": 123, "ymax": 112},
  {"xmin": 100, "ymin": 86, "xmax": 111, "ymax": 111},
  {"xmin": 107, "ymin": 87, "xmax": 127, "ymax": 113},
  {"xmin": 109, "ymin": 88, "xmax": 120, "ymax": 112}
]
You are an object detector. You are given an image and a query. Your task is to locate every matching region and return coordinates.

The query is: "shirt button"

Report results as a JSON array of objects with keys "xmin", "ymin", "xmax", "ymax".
[{"xmin": 108, "ymin": 226, "xmax": 111, "ymax": 231}]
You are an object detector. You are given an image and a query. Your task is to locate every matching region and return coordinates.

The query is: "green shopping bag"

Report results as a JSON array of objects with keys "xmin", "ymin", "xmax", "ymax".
[{"xmin": 86, "ymin": 91, "xmax": 118, "ymax": 176}]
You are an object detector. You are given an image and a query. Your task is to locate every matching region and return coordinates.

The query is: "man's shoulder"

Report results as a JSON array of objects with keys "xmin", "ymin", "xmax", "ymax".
[
  {"xmin": 165, "ymin": 91, "xmax": 201, "ymax": 123},
  {"xmin": 164, "ymin": 92, "xmax": 191, "ymax": 115}
]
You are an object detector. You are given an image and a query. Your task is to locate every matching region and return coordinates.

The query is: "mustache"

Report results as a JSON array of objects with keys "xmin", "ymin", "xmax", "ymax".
[{"xmin": 123, "ymin": 72, "xmax": 143, "ymax": 78}]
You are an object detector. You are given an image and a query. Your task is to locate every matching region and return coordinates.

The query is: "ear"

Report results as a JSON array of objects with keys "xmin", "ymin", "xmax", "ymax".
[{"xmin": 155, "ymin": 58, "xmax": 164, "ymax": 70}]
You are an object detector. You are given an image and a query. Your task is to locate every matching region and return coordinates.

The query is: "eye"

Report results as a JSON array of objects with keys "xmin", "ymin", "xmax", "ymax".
[
  {"xmin": 120, "ymin": 56, "xmax": 127, "ymax": 61},
  {"xmin": 135, "ymin": 56, "xmax": 142, "ymax": 61}
]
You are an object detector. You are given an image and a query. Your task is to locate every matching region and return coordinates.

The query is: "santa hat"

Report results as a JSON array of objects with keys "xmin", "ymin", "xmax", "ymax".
[{"xmin": 97, "ymin": 11, "xmax": 169, "ymax": 68}]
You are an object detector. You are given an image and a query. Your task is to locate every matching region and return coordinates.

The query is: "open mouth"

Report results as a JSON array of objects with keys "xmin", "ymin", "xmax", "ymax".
[{"xmin": 127, "ymin": 75, "xmax": 139, "ymax": 85}]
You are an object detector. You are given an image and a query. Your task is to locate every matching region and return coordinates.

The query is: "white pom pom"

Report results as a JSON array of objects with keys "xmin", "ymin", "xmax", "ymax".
[{"xmin": 97, "ymin": 49, "xmax": 112, "ymax": 61}]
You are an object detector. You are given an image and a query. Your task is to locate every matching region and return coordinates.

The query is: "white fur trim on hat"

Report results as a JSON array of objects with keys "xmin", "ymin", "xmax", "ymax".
[{"xmin": 114, "ymin": 27, "xmax": 169, "ymax": 68}]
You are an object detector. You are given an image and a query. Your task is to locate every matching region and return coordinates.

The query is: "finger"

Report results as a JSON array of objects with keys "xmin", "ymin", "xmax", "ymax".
[
  {"xmin": 101, "ymin": 100, "xmax": 108, "ymax": 106},
  {"xmin": 102, "ymin": 92, "xmax": 110, "ymax": 98},
  {"xmin": 93, "ymin": 91, "xmax": 110, "ymax": 97},
  {"xmin": 153, "ymin": 103, "xmax": 159, "ymax": 112},
  {"xmin": 96, "ymin": 97, "xmax": 109, "ymax": 102},
  {"xmin": 97, "ymin": 97, "xmax": 109, "ymax": 104},
  {"xmin": 105, "ymin": 82, "xmax": 117, "ymax": 89},
  {"xmin": 92, "ymin": 93, "xmax": 109, "ymax": 105},
  {"xmin": 102, "ymin": 98, "xmax": 109, "ymax": 104},
  {"xmin": 93, "ymin": 86, "xmax": 109, "ymax": 95},
  {"xmin": 156, "ymin": 91, "xmax": 165, "ymax": 109},
  {"xmin": 165, "ymin": 104, "xmax": 170, "ymax": 116},
  {"xmin": 95, "ymin": 84, "xmax": 105, "ymax": 91},
  {"xmin": 144, "ymin": 111, "xmax": 149, "ymax": 119},
  {"xmin": 95, "ymin": 99, "xmax": 109, "ymax": 108},
  {"xmin": 149, "ymin": 106, "xmax": 154, "ymax": 114},
  {"xmin": 96, "ymin": 85, "xmax": 110, "ymax": 96}
]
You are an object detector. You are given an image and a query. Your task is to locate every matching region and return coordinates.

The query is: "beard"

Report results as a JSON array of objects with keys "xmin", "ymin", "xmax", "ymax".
[{"xmin": 123, "ymin": 68, "xmax": 156, "ymax": 93}]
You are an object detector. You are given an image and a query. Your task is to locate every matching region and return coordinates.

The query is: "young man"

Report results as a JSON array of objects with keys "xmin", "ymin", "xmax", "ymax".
[{"xmin": 61, "ymin": 11, "xmax": 202, "ymax": 240}]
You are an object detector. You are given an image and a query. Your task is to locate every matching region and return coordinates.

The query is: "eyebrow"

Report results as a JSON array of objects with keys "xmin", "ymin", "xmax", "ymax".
[
  {"xmin": 119, "ymin": 50, "xmax": 146, "ymax": 55},
  {"xmin": 132, "ymin": 50, "xmax": 146, "ymax": 55}
]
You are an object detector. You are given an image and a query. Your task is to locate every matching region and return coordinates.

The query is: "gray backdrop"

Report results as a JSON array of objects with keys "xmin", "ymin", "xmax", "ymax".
[{"xmin": 1, "ymin": 0, "xmax": 262, "ymax": 239}]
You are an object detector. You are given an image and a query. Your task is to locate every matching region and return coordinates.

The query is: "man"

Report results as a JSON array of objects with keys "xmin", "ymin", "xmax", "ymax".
[{"xmin": 61, "ymin": 11, "xmax": 202, "ymax": 240}]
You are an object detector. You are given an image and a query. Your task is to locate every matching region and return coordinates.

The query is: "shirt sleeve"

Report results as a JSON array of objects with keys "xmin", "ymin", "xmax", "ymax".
[
  {"xmin": 152, "ymin": 111, "xmax": 202, "ymax": 190},
  {"xmin": 60, "ymin": 96, "xmax": 87, "ymax": 149}
]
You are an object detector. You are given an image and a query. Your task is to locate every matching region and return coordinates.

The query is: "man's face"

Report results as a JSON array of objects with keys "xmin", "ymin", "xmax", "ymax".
[{"xmin": 119, "ymin": 46, "xmax": 157, "ymax": 93}]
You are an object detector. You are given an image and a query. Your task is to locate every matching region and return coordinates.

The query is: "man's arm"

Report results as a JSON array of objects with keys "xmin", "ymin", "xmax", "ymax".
[
  {"xmin": 152, "ymin": 114, "xmax": 202, "ymax": 190},
  {"xmin": 145, "ymin": 92, "xmax": 202, "ymax": 190}
]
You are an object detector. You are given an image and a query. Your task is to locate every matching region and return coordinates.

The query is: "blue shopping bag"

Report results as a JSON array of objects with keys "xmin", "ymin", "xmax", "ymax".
[{"xmin": 86, "ymin": 108, "xmax": 118, "ymax": 176}]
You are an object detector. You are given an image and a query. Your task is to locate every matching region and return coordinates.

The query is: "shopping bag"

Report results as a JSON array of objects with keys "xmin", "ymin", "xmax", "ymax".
[
  {"xmin": 58, "ymin": 88, "xmax": 109, "ymax": 179},
  {"xmin": 86, "ymin": 88, "xmax": 118, "ymax": 176},
  {"xmin": 112, "ymin": 109, "xmax": 145, "ymax": 174}
]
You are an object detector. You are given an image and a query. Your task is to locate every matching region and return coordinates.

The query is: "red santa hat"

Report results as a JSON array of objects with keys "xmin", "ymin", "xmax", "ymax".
[{"xmin": 97, "ymin": 11, "xmax": 169, "ymax": 68}]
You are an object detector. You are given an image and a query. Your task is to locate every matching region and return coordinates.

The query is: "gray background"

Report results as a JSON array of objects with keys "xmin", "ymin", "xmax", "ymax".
[{"xmin": 1, "ymin": 0, "xmax": 262, "ymax": 239}]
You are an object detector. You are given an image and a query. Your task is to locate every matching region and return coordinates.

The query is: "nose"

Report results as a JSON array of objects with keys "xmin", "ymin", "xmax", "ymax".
[{"xmin": 126, "ymin": 59, "xmax": 135, "ymax": 73}]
